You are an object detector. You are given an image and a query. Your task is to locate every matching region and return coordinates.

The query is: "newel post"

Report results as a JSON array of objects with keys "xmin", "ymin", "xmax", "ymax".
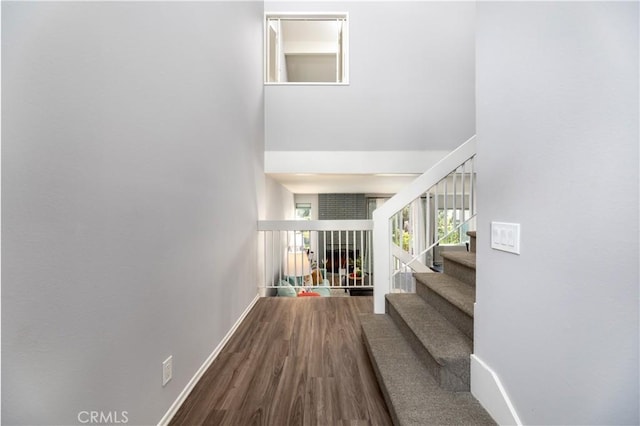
[{"xmin": 372, "ymin": 211, "xmax": 390, "ymax": 314}]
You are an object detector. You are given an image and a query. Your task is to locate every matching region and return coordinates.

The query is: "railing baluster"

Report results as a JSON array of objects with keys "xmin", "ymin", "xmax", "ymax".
[
  {"xmin": 352, "ymin": 229, "xmax": 356, "ymax": 286},
  {"xmin": 425, "ymin": 191, "xmax": 431, "ymax": 268},
  {"xmin": 322, "ymin": 230, "xmax": 326, "ymax": 285},
  {"xmin": 389, "ymin": 217, "xmax": 394, "ymax": 291},
  {"xmin": 470, "ymin": 156, "xmax": 475, "ymax": 217},
  {"xmin": 345, "ymin": 228, "xmax": 349, "ymax": 283},
  {"xmin": 331, "ymin": 230, "xmax": 335, "ymax": 286},
  {"xmin": 458, "ymin": 166, "xmax": 462, "ymax": 239},
  {"xmin": 270, "ymin": 231, "xmax": 273, "ymax": 288},
  {"xmin": 277, "ymin": 230, "xmax": 282, "ymax": 285},
  {"xmin": 290, "ymin": 230, "xmax": 295, "ymax": 284},
  {"xmin": 396, "ymin": 210, "xmax": 402, "ymax": 291},
  {"xmin": 339, "ymin": 229, "xmax": 342, "ymax": 280},
  {"xmin": 360, "ymin": 230, "xmax": 364, "ymax": 287},
  {"xmin": 453, "ymin": 166, "xmax": 457, "ymax": 243},
  {"xmin": 368, "ymin": 229, "xmax": 372, "ymax": 287},
  {"xmin": 434, "ymin": 181, "xmax": 439, "ymax": 243},
  {"xmin": 264, "ymin": 230, "xmax": 268, "ymax": 288},
  {"xmin": 462, "ymin": 161, "xmax": 467, "ymax": 224}
]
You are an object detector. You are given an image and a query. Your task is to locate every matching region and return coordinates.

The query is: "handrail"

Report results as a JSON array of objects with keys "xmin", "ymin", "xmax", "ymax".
[
  {"xmin": 372, "ymin": 136, "xmax": 477, "ymax": 313},
  {"xmin": 373, "ymin": 136, "xmax": 476, "ymax": 220}
]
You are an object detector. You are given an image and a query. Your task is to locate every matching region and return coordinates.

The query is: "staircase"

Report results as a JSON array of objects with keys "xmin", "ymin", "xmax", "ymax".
[{"xmin": 361, "ymin": 231, "xmax": 495, "ymax": 425}]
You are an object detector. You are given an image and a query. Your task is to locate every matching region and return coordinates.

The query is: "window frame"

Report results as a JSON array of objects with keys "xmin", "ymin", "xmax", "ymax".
[{"xmin": 264, "ymin": 12, "xmax": 350, "ymax": 86}]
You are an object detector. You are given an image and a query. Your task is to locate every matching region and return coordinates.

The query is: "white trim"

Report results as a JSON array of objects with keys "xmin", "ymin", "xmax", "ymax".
[
  {"xmin": 372, "ymin": 217, "xmax": 389, "ymax": 313},
  {"xmin": 390, "ymin": 243, "xmax": 430, "ymax": 273},
  {"xmin": 470, "ymin": 354, "xmax": 523, "ymax": 426},
  {"xmin": 157, "ymin": 294, "xmax": 261, "ymax": 426},
  {"xmin": 264, "ymin": 82, "xmax": 350, "ymax": 86},
  {"xmin": 258, "ymin": 219, "xmax": 373, "ymax": 232},
  {"xmin": 265, "ymin": 12, "xmax": 349, "ymax": 20},
  {"xmin": 264, "ymin": 12, "xmax": 349, "ymax": 84},
  {"xmin": 265, "ymin": 150, "xmax": 450, "ymax": 175}
]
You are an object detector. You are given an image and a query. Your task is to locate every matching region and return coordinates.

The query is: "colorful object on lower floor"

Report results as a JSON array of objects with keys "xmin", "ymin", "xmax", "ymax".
[{"xmin": 297, "ymin": 291, "xmax": 321, "ymax": 297}]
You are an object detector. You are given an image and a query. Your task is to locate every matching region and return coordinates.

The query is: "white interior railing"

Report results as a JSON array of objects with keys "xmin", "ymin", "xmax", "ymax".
[
  {"xmin": 258, "ymin": 220, "xmax": 374, "ymax": 294},
  {"xmin": 372, "ymin": 136, "xmax": 477, "ymax": 313}
]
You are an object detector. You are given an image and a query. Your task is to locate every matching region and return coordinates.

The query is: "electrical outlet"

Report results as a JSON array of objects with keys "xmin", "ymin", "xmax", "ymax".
[
  {"xmin": 491, "ymin": 222, "xmax": 521, "ymax": 254},
  {"xmin": 162, "ymin": 356, "xmax": 173, "ymax": 387}
]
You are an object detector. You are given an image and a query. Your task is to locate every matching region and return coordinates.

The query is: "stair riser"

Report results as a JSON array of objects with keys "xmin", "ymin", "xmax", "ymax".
[
  {"xmin": 443, "ymin": 258, "xmax": 475, "ymax": 287},
  {"xmin": 386, "ymin": 298, "xmax": 470, "ymax": 392},
  {"xmin": 470, "ymin": 235, "xmax": 476, "ymax": 253},
  {"xmin": 416, "ymin": 282, "xmax": 474, "ymax": 340}
]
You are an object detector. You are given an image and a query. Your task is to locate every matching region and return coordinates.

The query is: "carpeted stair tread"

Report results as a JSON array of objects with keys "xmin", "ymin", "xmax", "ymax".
[
  {"xmin": 361, "ymin": 314, "xmax": 496, "ymax": 426},
  {"xmin": 386, "ymin": 294, "xmax": 472, "ymax": 369},
  {"xmin": 414, "ymin": 273, "xmax": 475, "ymax": 318},
  {"xmin": 441, "ymin": 251, "xmax": 476, "ymax": 270}
]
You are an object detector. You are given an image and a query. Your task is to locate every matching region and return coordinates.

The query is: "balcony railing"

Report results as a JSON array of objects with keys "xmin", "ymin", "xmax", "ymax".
[{"xmin": 258, "ymin": 220, "xmax": 374, "ymax": 294}]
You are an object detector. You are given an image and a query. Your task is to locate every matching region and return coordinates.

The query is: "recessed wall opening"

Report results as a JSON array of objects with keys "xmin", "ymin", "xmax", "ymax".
[{"xmin": 265, "ymin": 13, "xmax": 349, "ymax": 84}]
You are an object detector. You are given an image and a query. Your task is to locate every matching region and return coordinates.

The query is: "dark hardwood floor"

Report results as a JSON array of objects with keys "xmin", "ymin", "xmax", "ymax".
[{"xmin": 170, "ymin": 297, "xmax": 392, "ymax": 426}]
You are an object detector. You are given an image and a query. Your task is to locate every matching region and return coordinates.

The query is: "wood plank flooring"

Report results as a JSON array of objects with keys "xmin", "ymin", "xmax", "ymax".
[{"xmin": 170, "ymin": 297, "xmax": 392, "ymax": 426}]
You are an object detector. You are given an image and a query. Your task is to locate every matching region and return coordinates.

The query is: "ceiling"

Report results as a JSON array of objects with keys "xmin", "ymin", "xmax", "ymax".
[
  {"xmin": 281, "ymin": 20, "xmax": 339, "ymax": 46},
  {"xmin": 268, "ymin": 173, "xmax": 420, "ymax": 195}
]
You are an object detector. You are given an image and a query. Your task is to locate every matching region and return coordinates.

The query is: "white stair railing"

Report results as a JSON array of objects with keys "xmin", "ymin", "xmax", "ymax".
[
  {"xmin": 258, "ymin": 220, "xmax": 374, "ymax": 294},
  {"xmin": 372, "ymin": 136, "xmax": 477, "ymax": 313}
]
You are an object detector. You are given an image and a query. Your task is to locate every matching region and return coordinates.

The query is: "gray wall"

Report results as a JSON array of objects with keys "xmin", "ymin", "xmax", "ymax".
[
  {"xmin": 475, "ymin": 2, "xmax": 639, "ymax": 425},
  {"xmin": 2, "ymin": 2, "xmax": 272, "ymax": 424},
  {"xmin": 264, "ymin": 1, "xmax": 475, "ymax": 151},
  {"xmin": 264, "ymin": 176, "xmax": 295, "ymax": 220},
  {"xmin": 260, "ymin": 176, "xmax": 295, "ymax": 293}
]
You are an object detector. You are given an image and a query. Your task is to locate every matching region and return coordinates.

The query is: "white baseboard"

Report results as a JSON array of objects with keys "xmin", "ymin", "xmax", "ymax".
[
  {"xmin": 157, "ymin": 294, "xmax": 261, "ymax": 426},
  {"xmin": 471, "ymin": 354, "xmax": 523, "ymax": 426}
]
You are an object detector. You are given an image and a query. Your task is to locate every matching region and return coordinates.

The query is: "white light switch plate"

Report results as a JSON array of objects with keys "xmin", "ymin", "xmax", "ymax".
[
  {"xmin": 162, "ymin": 355, "xmax": 173, "ymax": 386},
  {"xmin": 491, "ymin": 222, "xmax": 521, "ymax": 254}
]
